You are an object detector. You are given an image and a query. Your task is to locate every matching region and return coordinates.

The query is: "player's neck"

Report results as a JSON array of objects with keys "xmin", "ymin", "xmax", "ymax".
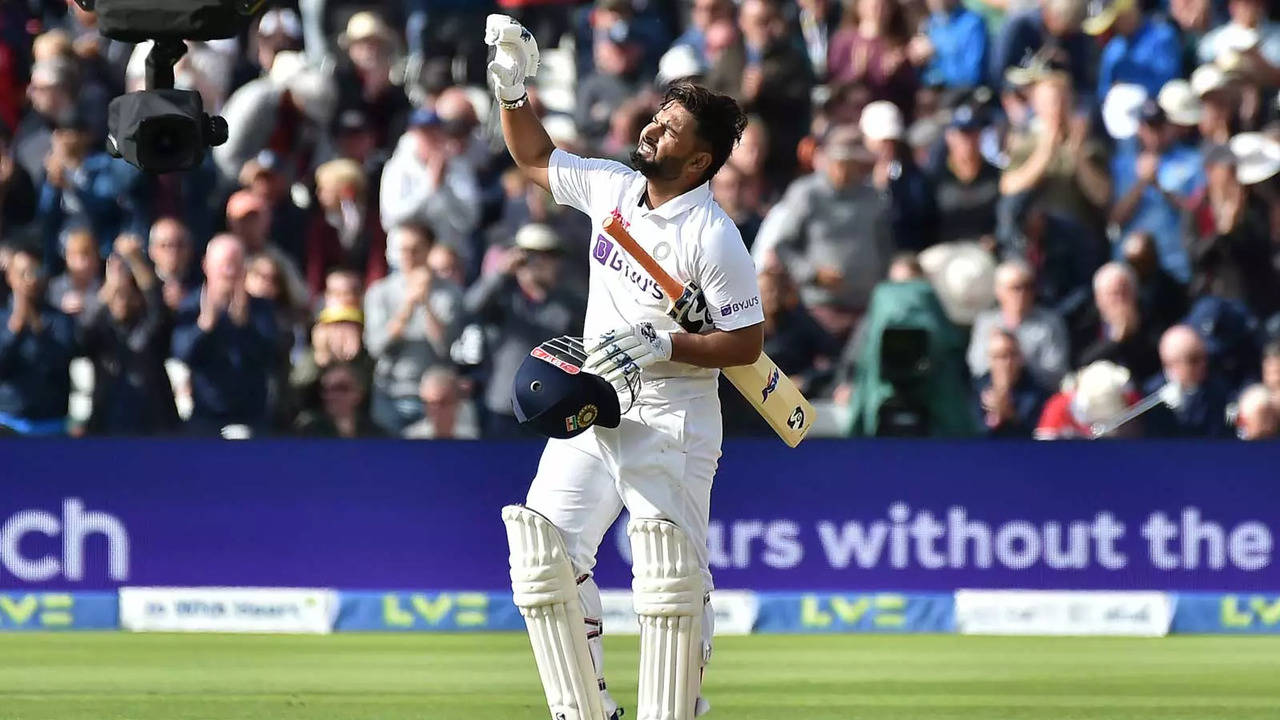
[{"xmin": 642, "ymin": 180, "xmax": 695, "ymax": 210}]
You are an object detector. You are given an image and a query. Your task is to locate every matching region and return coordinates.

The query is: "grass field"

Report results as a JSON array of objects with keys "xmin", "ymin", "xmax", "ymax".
[{"xmin": 1, "ymin": 633, "xmax": 1279, "ymax": 720}]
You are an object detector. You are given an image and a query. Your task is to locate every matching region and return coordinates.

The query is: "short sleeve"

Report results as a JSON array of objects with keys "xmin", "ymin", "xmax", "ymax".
[
  {"xmin": 547, "ymin": 148, "xmax": 636, "ymax": 217},
  {"xmin": 695, "ymin": 216, "xmax": 765, "ymax": 332}
]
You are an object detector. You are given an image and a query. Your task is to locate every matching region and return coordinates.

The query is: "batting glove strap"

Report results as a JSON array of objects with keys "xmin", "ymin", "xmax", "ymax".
[{"xmin": 666, "ymin": 280, "xmax": 713, "ymax": 334}]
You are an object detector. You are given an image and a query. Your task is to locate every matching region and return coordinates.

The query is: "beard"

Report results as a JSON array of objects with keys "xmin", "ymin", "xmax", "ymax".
[{"xmin": 629, "ymin": 143, "xmax": 683, "ymax": 181}]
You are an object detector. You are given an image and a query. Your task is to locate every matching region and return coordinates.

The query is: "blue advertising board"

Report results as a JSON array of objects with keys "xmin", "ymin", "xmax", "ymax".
[
  {"xmin": 1, "ymin": 440, "xmax": 1277, "ymax": 592},
  {"xmin": 0, "ymin": 592, "xmax": 118, "ymax": 630}
]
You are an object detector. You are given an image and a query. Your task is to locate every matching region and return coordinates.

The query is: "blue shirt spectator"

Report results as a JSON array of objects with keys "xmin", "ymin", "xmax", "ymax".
[
  {"xmin": 922, "ymin": 0, "xmax": 989, "ymax": 88},
  {"xmin": 171, "ymin": 235, "xmax": 278, "ymax": 434},
  {"xmin": 1108, "ymin": 102, "xmax": 1203, "ymax": 284},
  {"xmin": 990, "ymin": 4, "xmax": 1094, "ymax": 98},
  {"xmin": 1088, "ymin": 0, "xmax": 1181, "ymax": 99},
  {"xmin": 39, "ymin": 139, "xmax": 150, "ymax": 273},
  {"xmin": 0, "ymin": 247, "xmax": 78, "ymax": 432}
]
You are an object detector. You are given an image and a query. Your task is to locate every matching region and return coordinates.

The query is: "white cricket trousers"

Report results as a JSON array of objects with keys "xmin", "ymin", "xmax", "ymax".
[{"xmin": 524, "ymin": 385, "xmax": 723, "ymax": 706}]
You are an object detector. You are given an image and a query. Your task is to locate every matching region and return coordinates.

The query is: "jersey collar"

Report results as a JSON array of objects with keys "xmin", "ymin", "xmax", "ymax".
[{"xmin": 629, "ymin": 177, "xmax": 713, "ymax": 221}]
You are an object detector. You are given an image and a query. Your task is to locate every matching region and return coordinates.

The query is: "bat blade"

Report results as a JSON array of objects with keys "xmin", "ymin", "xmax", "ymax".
[{"xmin": 723, "ymin": 355, "xmax": 816, "ymax": 448}]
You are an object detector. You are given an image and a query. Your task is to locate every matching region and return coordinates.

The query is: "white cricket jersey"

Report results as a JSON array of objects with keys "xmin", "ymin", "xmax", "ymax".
[{"xmin": 548, "ymin": 149, "xmax": 764, "ymax": 395}]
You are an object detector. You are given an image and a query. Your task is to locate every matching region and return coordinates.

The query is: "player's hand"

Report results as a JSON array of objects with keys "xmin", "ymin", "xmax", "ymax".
[
  {"xmin": 485, "ymin": 14, "xmax": 540, "ymax": 103},
  {"xmin": 666, "ymin": 280, "xmax": 713, "ymax": 334},
  {"xmin": 584, "ymin": 322, "xmax": 673, "ymax": 386}
]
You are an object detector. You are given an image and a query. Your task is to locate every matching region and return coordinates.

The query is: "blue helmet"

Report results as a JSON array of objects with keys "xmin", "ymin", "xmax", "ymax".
[{"xmin": 512, "ymin": 337, "xmax": 621, "ymax": 439}]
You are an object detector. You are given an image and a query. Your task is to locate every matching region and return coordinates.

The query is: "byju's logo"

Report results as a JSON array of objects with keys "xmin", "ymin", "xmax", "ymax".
[
  {"xmin": 592, "ymin": 235, "xmax": 614, "ymax": 264},
  {"xmin": 720, "ymin": 296, "xmax": 761, "ymax": 317},
  {"xmin": 0, "ymin": 498, "xmax": 129, "ymax": 583},
  {"xmin": 761, "ymin": 367, "xmax": 780, "ymax": 402}
]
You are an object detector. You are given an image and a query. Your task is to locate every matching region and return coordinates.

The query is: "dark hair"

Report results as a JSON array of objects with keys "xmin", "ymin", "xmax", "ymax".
[
  {"xmin": 662, "ymin": 82, "xmax": 747, "ymax": 186},
  {"xmin": 1264, "ymin": 340, "xmax": 1280, "ymax": 360}
]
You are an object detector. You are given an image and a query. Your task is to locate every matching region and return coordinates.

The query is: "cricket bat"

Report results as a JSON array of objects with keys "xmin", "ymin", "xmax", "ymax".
[{"xmin": 601, "ymin": 216, "xmax": 816, "ymax": 447}]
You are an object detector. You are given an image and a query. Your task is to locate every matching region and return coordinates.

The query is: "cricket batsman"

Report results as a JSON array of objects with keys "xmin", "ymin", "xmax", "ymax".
[{"xmin": 485, "ymin": 13, "xmax": 764, "ymax": 720}]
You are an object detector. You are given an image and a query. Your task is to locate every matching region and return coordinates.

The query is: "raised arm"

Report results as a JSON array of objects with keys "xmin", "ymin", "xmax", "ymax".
[{"xmin": 486, "ymin": 14, "xmax": 553, "ymax": 193}]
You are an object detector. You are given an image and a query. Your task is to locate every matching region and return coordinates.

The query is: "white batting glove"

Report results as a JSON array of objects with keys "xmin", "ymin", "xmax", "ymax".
[
  {"xmin": 484, "ymin": 14, "xmax": 540, "ymax": 104},
  {"xmin": 585, "ymin": 322, "xmax": 672, "ymax": 386}
]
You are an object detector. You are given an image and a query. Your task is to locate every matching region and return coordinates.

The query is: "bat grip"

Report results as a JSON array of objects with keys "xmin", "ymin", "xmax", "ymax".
[{"xmin": 602, "ymin": 216, "xmax": 684, "ymax": 299}]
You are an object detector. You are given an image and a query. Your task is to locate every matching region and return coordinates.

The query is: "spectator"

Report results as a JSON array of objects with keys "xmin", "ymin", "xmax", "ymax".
[
  {"xmin": 14, "ymin": 58, "xmax": 76, "ymax": 185},
  {"xmin": 148, "ymin": 217, "xmax": 196, "ymax": 312},
  {"xmin": 1195, "ymin": 0, "xmax": 1280, "ymax": 73},
  {"xmin": 1190, "ymin": 64, "xmax": 1235, "ymax": 146},
  {"xmin": 796, "ymin": 0, "xmax": 840, "ymax": 81},
  {"xmin": 673, "ymin": 0, "xmax": 737, "ymax": 67},
  {"xmin": 1086, "ymin": 0, "xmax": 1180, "ymax": 99},
  {"xmin": 171, "ymin": 235, "xmax": 279, "ymax": 435},
  {"xmin": 706, "ymin": 0, "xmax": 814, "ymax": 180},
  {"xmin": 1143, "ymin": 324, "xmax": 1232, "ymax": 438},
  {"xmin": 225, "ymin": 190, "xmax": 310, "ymax": 307},
  {"xmin": 1075, "ymin": 262, "xmax": 1162, "ymax": 383},
  {"xmin": 828, "ymin": 0, "xmax": 919, "ymax": 117},
  {"xmin": 726, "ymin": 116, "xmax": 775, "ymax": 215},
  {"xmin": 1264, "ymin": 341, "xmax": 1280, "ymax": 398},
  {"xmin": 1169, "ymin": 0, "xmax": 1219, "ymax": 74},
  {"xmin": 403, "ymin": 366, "xmax": 480, "ymax": 439},
  {"xmin": 860, "ymin": 101, "xmax": 939, "ymax": 251},
  {"xmin": 0, "ymin": 244, "xmax": 78, "ymax": 435},
  {"xmin": 998, "ymin": 195, "xmax": 1102, "ymax": 323},
  {"xmin": 991, "ymin": 0, "xmax": 1091, "ymax": 101},
  {"xmin": 914, "ymin": 0, "xmax": 990, "ymax": 89},
  {"xmin": 291, "ymin": 300, "xmax": 376, "ymax": 419},
  {"xmin": 38, "ymin": 113, "xmax": 148, "ymax": 269},
  {"xmin": 294, "ymin": 361, "xmax": 385, "ymax": 438},
  {"xmin": 379, "ymin": 108, "xmax": 481, "ymax": 264},
  {"xmin": 45, "ymin": 228, "xmax": 99, "ymax": 320},
  {"xmin": 1120, "ymin": 231, "xmax": 1186, "ymax": 335},
  {"xmin": 967, "ymin": 259, "xmax": 1071, "ymax": 390},
  {"xmin": 758, "ymin": 267, "xmax": 840, "ymax": 395},
  {"xmin": 710, "ymin": 161, "xmax": 763, "ymax": 249},
  {"xmin": 239, "ymin": 150, "xmax": 309, "ymax": 267},
  {"xmin": 930, "ymin": 103, "xmax": 1001, "ymax": 246},
  {"xmin": 975, "ymin": 327, "xmax": 1050, "ymax": 437},
  {"xmin": 753, "ymin": 125, "xmax": 893, "ymax": 343},
  {"xmin": 80, "ymin": 237, "xmax": 178, "ymax": 435},
  {"xmin": 1109, "ymin": 98, "xmax": 1202, "ymax": 284},
  {"xmin": 323, "ymin": 268, "xmax": 363, "ymax": 312},
  {"xmin": 1036, "ymin": 360, "xmax": 1139, "ymax": 439},
  {"xmin": 333, "ymin": 12, "xmax": 410, "ymax": 153},
  {"xmin": 240, "ymin": 7, "xmax": 305, "ymax": 86},
  {"xmin": 1234, "ymin": 383, "xmax": 1278, "ymax": 440},
  {"xmin": 1000, "ymin": 71, "xmax": 1112, "ymax": 235},
  {"xmin": 214, "ymin": 51, "xmax": 336, "ymax": 186},
  {"xmin": 576, "ymin": 7, "xmax": 649, "ymax": 148},
  {"xmin": 364, "ymin": 222, "xmax": 464, "ymax": 434},
  {"xmin": 434, "ymin": 86, "xmax": 490, "ymax": 178},
  {"xmin": 1183, "ymin": 295, "xmax": 1261, "ymax": 393},
  {"xmin": 306, "ymin": 158, "xmax": 388, "ymax": 296},
  {"xmin": 1185, "ymin": 141, "xmax": 1280, "ymax": 319},
  {"xmin": 464, "ymin": 224, "xmax": 585, "ymax": 438}
]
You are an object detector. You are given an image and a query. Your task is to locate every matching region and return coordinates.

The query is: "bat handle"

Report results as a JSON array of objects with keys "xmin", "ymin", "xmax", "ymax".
[{"xmin": 602, "ymin": 216, "xmax": 684, "ymax": 299}]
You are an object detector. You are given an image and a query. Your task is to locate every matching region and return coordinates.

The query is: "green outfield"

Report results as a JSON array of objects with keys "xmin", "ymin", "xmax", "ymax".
[{"xmin": 1, "ymin": 633, "xmax": 1278, "ymax": 720}]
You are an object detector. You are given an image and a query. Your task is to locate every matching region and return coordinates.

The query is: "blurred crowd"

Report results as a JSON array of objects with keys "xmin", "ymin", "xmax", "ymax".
[{"xmin": 0, "ymin": 0, "xmax": 1277, "ymax": 440}]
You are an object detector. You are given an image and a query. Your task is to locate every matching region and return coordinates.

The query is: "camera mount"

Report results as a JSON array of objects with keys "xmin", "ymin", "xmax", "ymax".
[{"xmin": 145, "ymin": 39, "xmax": 188, "ymax": 91}]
